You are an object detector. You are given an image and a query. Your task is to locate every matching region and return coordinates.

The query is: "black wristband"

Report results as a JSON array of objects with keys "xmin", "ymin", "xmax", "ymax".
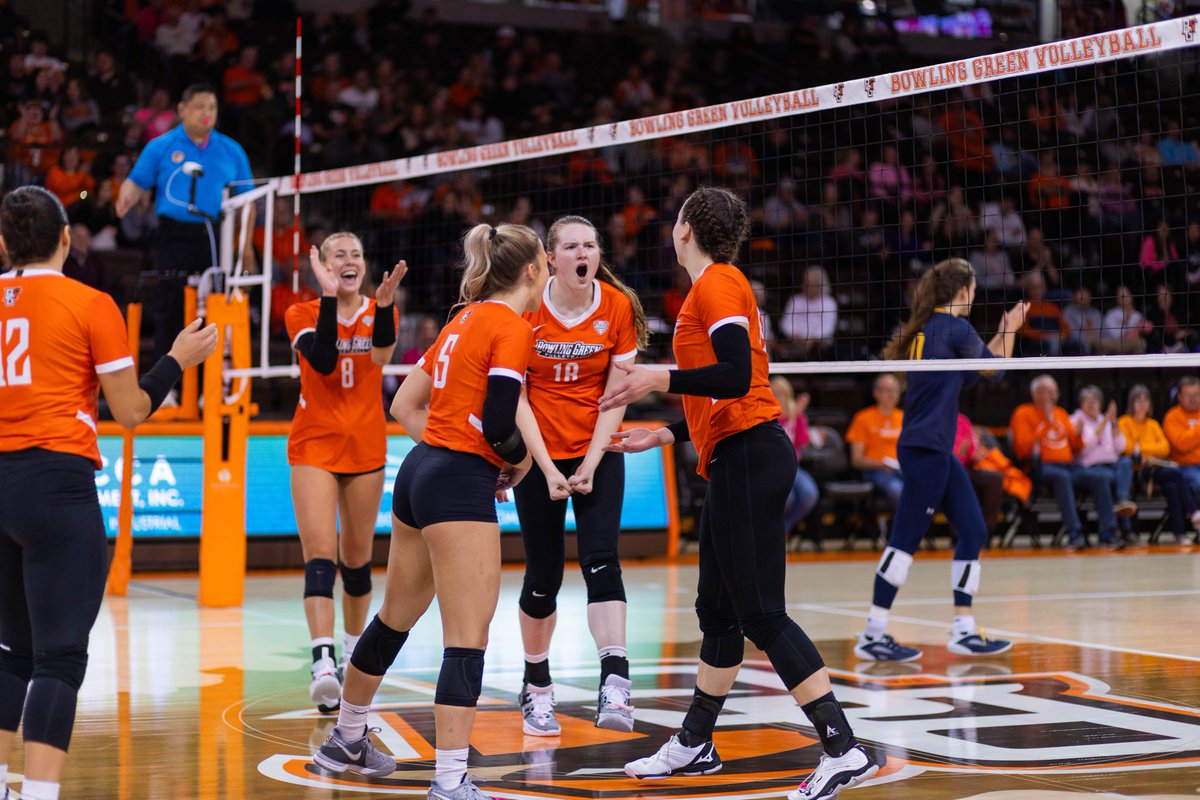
[
  {"xmin": 372, "ymin": 304, "xmax": 396, "ymax": 348},
  {"xmin": 666, "ymin": 418, "xmax": 691, "ymax": 444},
  {"xmin": 138, "ymin": 355, "xmax": 184, "ymax": 413}
]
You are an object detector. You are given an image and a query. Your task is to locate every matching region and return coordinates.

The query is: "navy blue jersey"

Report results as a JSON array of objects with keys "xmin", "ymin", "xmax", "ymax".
[{"xmin": 897, "ymin": 311, "xmax": 996, "ymax": 453}]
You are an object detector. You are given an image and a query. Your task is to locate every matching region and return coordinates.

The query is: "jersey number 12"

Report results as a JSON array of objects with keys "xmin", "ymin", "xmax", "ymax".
[{"xmin": 0, "ymin": 317, "xmax": 32, "ymax": 387}]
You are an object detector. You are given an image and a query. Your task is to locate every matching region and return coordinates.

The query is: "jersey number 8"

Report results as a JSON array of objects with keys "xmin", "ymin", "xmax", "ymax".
[
  {"xmin": 340, "ymin": 357, "xmax": 354, "ymax": 388},
  {"xmin": 0, "ymin": 317, "xmax": 32, "ymax": 387},
  {"xmin": 433, "ymin": 334, "xmax": 459, "ymax": 388}
]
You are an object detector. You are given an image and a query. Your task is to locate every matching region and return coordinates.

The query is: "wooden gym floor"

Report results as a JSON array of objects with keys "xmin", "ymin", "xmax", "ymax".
[{"xmin": 6, "ymin": 547, "xmax": 1200, "ymax": 799}]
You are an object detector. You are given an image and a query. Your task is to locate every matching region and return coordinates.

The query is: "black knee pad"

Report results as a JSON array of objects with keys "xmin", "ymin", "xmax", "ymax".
[
  {"xmin": 0, "ymin": 645, "xmax": 33, "ymax": 733},
  {"xmin": 696, "ymin": 599, "xmax": 739, "ymax": 638},
  {"xmin": 519, "ymin": 575, "xmax": 561, "ymax": 619},
  {"xmin": 31, "ymin": 647, "xmax": 89, "ymax": 692},
  {"xmin": 581, "ymin": 557, "xmax": 625, "ymax": 604},
  {"xmin": 699, "ymin": 631, "xmax": 745, "ymax": 668},
  {"xmin": 349, "ymin": 615, "xmax": 409, "ymax": 677},
  {"xmin": 435, "ymin": 647, "xmax": 484, "ymax": 707},
  {"xmin": 0, "ymin": 642, "xmax": 33, "ymax": 684},
  {"xmin": 762, "ymin": 622, "xmax": 825, "ymax": 691},
  {"xmin": 340, "ymin": 561, "xmax": 373, "ymax": 598},
  {"xmin": 739, "ymin": 608, "xmax": 790, "ymax": 653},
  {"xmin": 304, "ymin": 558, "xmax": 337, "ymax": 599}
]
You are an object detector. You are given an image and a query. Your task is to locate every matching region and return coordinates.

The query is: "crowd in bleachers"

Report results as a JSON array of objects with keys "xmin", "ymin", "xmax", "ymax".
[{"xmin": 767, "ymin": 370, "xmax": 1200, "ymax": 551}]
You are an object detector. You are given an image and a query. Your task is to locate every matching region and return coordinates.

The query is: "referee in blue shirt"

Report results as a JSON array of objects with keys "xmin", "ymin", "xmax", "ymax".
[{"xmin": 116, "ymin": 84, "xmax": 254, "ymax": 363}]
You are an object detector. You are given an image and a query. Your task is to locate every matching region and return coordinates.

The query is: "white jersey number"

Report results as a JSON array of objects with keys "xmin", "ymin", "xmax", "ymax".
[
  {"xmin": 340, "ymin": 357, "xmax": 354, "ymax": 389},
  {"xmin": 0, "ymin": 317, "xmax": 31, "ymax": 387},
  {"xmin": 432, "ymin": 334, "xmax": 460, "ymax": 389},
  {"xmin": 552, "ymin": 361, "xmax": 580, "ymax": 383}
]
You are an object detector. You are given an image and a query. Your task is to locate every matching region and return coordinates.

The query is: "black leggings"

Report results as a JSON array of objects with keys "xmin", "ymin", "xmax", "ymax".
[
  {"xmin": 695, "ymin": 421, "xmax": 826, "ymax": 690},
  {"xmin": 0, "ymin": 448, "xmax": 109, "ymax": 751},
  {"xmin": 514, "ymin": 451, "xmax": 626, "ymax": 618}
]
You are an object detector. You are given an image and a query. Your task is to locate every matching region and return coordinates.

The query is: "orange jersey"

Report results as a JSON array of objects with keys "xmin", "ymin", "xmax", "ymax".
[
  {"xmin": 845, "ymin": 406, "xmax": 903, "ymax": 463},
  {"xmin": 285, "ymin": 297, "xmax": 394, "ymax": 473},
  {"xmin": 419, "ymin": 301, "xmax": 534, "ymax": 468},
  {"xmin": 524, "ymin": 279, "xmax": 638, "ymax": 460},
  {"xmin": 673, "ymin": 262, "xmax": 779, "ymax": 479},
  {"xmin": 1163, "ymin": 405, "xmax": 1200, "ymax": 465},
  {"xmin": 0, "ymin": 269, "xmax": 133, "ymax": 467}
]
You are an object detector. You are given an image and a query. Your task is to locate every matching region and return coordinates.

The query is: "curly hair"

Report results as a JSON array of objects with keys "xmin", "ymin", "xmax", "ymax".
[{"xmin": 679, "ymin": 186, "xmax": 750, "ymax": 264}]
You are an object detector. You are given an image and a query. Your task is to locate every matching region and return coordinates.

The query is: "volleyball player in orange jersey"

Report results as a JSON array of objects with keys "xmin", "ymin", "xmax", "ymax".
[
  {"xmin": 0, "ymin": 186, "xmax": 216, "ymax": 800},
  {"xmin": 285, "ymin": 233, "xmax": 405, "ymax": 713},
  {"xmin": 511, "ymin": 215, "xmax": 649, "ymax": 736},
  {"xmin": 314, "ymin": 223, "xmax": 549, "ymax": 800},
  {"xmin": 600, "ymin": 187, "xmax": 878, "ymax": 800}
]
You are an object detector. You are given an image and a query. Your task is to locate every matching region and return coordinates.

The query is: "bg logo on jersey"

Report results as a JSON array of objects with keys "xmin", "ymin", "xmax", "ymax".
[{"xmin": 256, "ymin": 659, "xmax": 1200, "ymax": 797}]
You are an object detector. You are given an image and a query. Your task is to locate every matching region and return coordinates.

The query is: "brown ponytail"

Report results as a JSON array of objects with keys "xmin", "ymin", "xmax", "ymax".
[
  {"xmin": 882, "ymin": 257, "xmax": 975, "ymax": 361},
  {"xmin": 459, "ymin": 223, "xmax": 542, "ymax": 305}
]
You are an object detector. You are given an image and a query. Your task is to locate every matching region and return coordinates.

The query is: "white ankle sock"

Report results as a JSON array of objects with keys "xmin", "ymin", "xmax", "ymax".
[
  {"xmin": 0, "ymin": 764, "xmax": 6, "ymax": 786},
  {"xmin": 434, "ymin": 746, "xmax": 469, "ymax": 790},
  {"xmin": 953, "ymin": 615, "xmax": 977, "ymax": 638},
  {"xmin": 21, "ymin": 779, "xmax": 60, "ymax": 800},
  {"xmin": 337, "ymin": 698, "xmax": 371, "ymax": 740},
  {"xmin": 865, "ymin": 607, "xmax": 889, "ymax": 639},
  {"xmin": 597, "ymin": 645, "xmax": 628, "ymax": 660},
  {"xmin": 523, "ymin": 650, "xmax": 549, "ymax": 664},
  {"xmin": 343, "ymin": 631, "xmax": 361, "ymax": 660}
]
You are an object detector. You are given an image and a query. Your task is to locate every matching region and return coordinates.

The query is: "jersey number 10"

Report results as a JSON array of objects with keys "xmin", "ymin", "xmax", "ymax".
[{"xmin": 0, "ymin": 317, "xmax": 32, "ymax": 387}]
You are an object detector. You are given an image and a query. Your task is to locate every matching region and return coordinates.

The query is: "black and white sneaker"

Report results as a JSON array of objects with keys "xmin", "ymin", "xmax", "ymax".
[
  {"xmin": 787, "ymin": 744, "xmax": 879, "ymax": 800},
  {"xmin": 624, "ymin": 733, "xmax": 723, "ymax": 779}
]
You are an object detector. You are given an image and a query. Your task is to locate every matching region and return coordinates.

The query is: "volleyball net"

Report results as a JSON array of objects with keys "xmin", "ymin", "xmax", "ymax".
[{"xmin": 219, "ymin": 15, "xmax": 1200, "ymax": 390}]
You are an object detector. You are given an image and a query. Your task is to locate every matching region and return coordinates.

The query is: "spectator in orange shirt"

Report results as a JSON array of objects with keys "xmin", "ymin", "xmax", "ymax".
[
  {"xmin": 937, "ymin": 97, "xmax": 994, "ymax": 177},
  {"xmin": 846, "ymin": 373, "xmax": 904, "ymax": 507},
  {"xmin": 43, "ymin": 146, "xmax": 95, "ymax": 210},
  {"xmin": 1010, "ymin": 374, "xmax": 1111, "ymax": 550},
  {"xmin": 6, "ymin": 100, "xmax": 62, "ymax": 187},
  {"xmin": 1163, "ymin": 375, "xmax": 1200, "ymax": 502},
  {"xmin": 621, "ymin": 184, "xmax": 657, "ymax": 240},
  {"xmin": 222, "ymin": 46, "xmax": 268, "ymax": 108},
  {"xmin": 1121, "ymin": 383, "xmax": 1200, "ymax": 543},
  {"xmin": 1019, "ymin": 272, "xmax": 1069, "ymax": 356}
]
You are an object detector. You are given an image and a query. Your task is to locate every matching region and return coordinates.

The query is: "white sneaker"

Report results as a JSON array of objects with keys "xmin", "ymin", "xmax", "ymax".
[
  {"xmin": 624, "ymin": 733, "xmax": 723, "ymax": 779},
  {"xmin": 596, "ymin": 675, "xmax": 634, "ymax": 731},
  {"xmin": 519, "ymin": 683, "xmax": 560, "ymax": 736},
  {"xmin": 787, "ymin": 744, "xmax": 879, "ymax": 800},
  {"xmin": 310, "ymin": 656, "xmax": 342, "ymax": 713}
]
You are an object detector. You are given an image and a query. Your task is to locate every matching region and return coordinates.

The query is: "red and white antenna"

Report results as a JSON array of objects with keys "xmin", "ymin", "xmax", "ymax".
[{"xmin": 292, "ymin": 16, "xmax": 302, "ymax": 293}]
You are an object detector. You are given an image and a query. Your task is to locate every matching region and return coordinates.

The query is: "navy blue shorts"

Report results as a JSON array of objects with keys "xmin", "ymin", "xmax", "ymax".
[{"xmin": 392, "ymin": 442, "xmax": 500, "ymax": 528}]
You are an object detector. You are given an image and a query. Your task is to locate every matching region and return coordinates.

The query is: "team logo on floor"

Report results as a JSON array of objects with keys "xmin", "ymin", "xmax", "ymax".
[{"xmin": 255, "ymin": 659, "xmax": 1200, "ymax": 798}]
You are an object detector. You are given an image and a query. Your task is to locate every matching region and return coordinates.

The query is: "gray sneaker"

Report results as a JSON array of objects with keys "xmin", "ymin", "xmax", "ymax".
[
  {"xmin": 428, "ymin": 776, "xmax": 494, "ymax": 800},
  {"xmin": 596, "ymin": 675, "xmax": 634, "ymax": 732},
  {"xmin": 519, "ymin": 683, "xmax": 561, "ymax": 736},
  {"xmin": 313, "ymin": 725, "xmax": 397, "ymax": 776}
]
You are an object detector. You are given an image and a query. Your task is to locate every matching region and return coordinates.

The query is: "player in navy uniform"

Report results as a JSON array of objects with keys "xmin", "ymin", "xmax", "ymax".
[{"xmin": 856, "ymin": 258, "xmax": 1028, "ymax": 662}]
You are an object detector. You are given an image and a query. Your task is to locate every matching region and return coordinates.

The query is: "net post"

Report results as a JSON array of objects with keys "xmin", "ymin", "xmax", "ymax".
[
  {"xmin": 199, "ymin": 292, "xmax": 252, "ymax": 607},
  {"xmin": 106, "ymin": 301, "xmax": 141, "ymax": 597}
]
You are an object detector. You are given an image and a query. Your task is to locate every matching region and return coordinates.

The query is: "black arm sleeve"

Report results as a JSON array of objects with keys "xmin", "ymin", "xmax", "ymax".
[
  {"xmin": 666, "ymin": 323, "xmax": 752, "ymax": 399},
  {"xmin": 666, "ymin": 418, "xmax": 691, "ymax": 444},
  {"xmin": 372, "ymin": 304, "xmax": 396, "ymax": 348},
  {"xmin": 294, "ymin": 297, "xmax": 338, "ymax": 375},
  {"xmin": 481, "ymin": 374, "xmax": 528, "ymax": 464},
  {"xmin": 138, "ymin": 355, "xmax": 183, "ymax": 414}
]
